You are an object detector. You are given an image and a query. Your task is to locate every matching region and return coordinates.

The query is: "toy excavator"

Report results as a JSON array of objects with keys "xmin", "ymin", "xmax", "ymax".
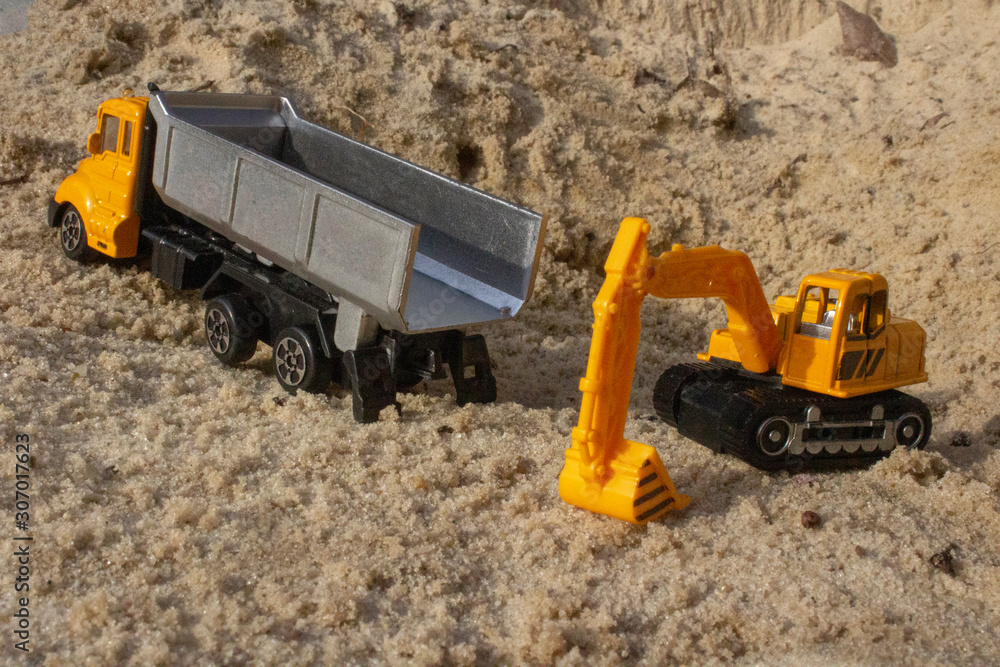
[{"xmin": 559, "ymin": 218, "xmax": 930, "ymax": 524}]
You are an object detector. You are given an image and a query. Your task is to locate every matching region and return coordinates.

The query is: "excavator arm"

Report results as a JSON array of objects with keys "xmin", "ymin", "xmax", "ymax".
[{"xmin": 559, "ymin": 217, "xmax": 781, "ymax": 523}]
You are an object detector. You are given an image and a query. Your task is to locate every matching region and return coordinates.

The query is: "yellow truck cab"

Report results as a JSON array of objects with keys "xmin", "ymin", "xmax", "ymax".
[{"xmin": 48, "ymin": 90, "xmax": 149, "ymax": 259}]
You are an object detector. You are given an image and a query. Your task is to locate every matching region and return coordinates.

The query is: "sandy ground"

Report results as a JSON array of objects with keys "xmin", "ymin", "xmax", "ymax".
[{"xmin": 1, "ymin": 0, "xmax": 999, "ymax": 664}]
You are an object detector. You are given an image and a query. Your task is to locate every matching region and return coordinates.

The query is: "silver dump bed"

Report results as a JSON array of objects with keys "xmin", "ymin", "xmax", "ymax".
[{"xmin": 147, "ymin": 91, "xmax": 545, "ymax": 334}]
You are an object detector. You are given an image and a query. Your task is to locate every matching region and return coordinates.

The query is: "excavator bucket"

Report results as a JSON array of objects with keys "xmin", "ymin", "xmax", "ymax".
[
  {"xmin": 559, "ymin": 217, "xmax": 690, "ymax": 524},
  {"xmin": 560, "ymin": 437, "xmax": 690, "ymax": 524}
]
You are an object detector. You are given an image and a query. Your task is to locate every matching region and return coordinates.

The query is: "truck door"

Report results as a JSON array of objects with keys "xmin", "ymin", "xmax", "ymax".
[
  {"xmin": 108, "ymin": 118, "xmax": 137, "ymax": 216},
  {"xmin": 89, "ymin": 112, "xmax": 125, "ymax": 248},
  {"xmin": 89, "ymin": 112, "xmax": 120, "ymax": 207}
]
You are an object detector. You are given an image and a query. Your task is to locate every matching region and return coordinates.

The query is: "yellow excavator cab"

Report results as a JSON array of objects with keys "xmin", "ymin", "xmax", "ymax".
[{"xmin": 703, "ymin": 270, "xmax": 927, "ymax": 398}]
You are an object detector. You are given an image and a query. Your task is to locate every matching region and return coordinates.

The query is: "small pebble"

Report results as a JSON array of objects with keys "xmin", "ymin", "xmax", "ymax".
[
  {"xmin": 950, "ymin": 432, "xmax": 972, "ymax": 448},
  {"xmin": 801, "ymin": 511, "xmax": 822, "ymax": 528},
  {"xmin": 855, "ymin": 545, "xmax": 866, "ymax": 557},
  {"xmin": 515, "ymin": 456, "xmax": 531, "ymax": 475},
  {"xmin": 437, "ymin": 425, "xmax": 454, "ymax": 434},
  {"xmin": 929, "ymin": 545, "xmax": 956, "ymax": 576}
]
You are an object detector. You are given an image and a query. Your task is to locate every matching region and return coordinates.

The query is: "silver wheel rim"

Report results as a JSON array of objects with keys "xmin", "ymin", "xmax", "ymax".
[
  {"xmin": 275, "ymin": 337, "xmax": 306, "ymax": 386},
  {"xmin": 895, "ymin": 413, "xmax": 925, "ymax": 448},
  {"xmin": 206, "ymin": 309, "xmax": 231, "ymax": 354},
  {"xmin": 61, "ymin": 210, "xmax": 83, "ymax": 252},
  {"xmin": 758, "ymin": 416, "xmax": 793, "ymax": 456}
]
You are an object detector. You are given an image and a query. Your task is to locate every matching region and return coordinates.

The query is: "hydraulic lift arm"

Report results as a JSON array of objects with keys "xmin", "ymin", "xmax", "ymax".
[{"xmin": 559, "ymin": 217, "xmax": 782, "ymax": 523}]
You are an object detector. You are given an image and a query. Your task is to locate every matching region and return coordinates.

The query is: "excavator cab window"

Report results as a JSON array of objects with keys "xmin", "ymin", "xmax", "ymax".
[
  {"xmin": 866, "ymin": 289, "xmax": 887, "ymax": 336},
  {"xmin": 798, "ymin": 286, "xmax": 838, "ymax": 340},
  {"xmin": 847, "ymin": 293, "xmax": 867, "ymax": 336}
]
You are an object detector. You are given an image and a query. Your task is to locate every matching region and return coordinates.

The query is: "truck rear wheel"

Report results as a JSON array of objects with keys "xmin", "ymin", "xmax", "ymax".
[
  {"xmin": 59, "ymin": 205, "xmax": 93, "ymax": 261},
  {"xmin": 205, "ymin": 296, "xmax": 258, "ymax": 366},
  {"xmin": 272, "ymin": 326, "xmax": 332, "ymax": 394}
]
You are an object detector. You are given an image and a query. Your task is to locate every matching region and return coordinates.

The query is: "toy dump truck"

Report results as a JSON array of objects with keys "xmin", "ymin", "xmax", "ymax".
[{"xmin": 49, "ymin": 85, "xmax": 546, "ymax": 422}]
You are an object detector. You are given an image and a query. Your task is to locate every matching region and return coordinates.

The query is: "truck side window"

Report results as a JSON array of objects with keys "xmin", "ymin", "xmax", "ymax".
[
  {"xmin": 866, "ymin": 290, "xmax": 887, "ymax": 334},
  {"xmin": 100, "ymin": 115, "xmax": 120, "ymax": 154},
  {"xmin": 121, "ymin": 121, "xmax": 133, "ymax": 157}
]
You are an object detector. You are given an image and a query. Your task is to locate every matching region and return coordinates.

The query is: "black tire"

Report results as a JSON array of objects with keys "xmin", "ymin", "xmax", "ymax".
[
  {"xmin": 205, "ymin": 296, "xmax": 258, "ymax": 366},
  {"xmin": 272, "ymin": 326, "xmax": 332, "ymax": 394},
  {"xmin": 59, "ymin": 205, "xmax": 94, "ymax": 261}
]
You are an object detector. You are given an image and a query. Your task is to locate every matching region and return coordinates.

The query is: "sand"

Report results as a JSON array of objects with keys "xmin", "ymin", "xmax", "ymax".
[{"xmin": 1, "ymin": 0, "xmax": 999, "ymax": 664}]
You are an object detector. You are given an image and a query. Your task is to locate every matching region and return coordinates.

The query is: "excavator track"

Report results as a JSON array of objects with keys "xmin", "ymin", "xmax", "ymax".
[{"xmin": 653, "ymin": 362, "xmax": 931, "ymax": 471}]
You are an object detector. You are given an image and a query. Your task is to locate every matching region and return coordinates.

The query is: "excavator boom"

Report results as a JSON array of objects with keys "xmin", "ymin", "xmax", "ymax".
[
  {"xmin": 559, "ymin": 217, "xmax": 784, "ymax": 523},
  {"xmin": 560, "ymin": 218, "xmax": 688, "ymax": 523},
  {"xmin": 643, "ymin": 244, "xmax": 782, "ymax": 374}
]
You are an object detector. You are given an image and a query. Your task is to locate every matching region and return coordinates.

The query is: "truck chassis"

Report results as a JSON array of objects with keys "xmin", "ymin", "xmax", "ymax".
[{"xmin": 143, "ymin": 223, "xmax": 496, "ymax": 422}]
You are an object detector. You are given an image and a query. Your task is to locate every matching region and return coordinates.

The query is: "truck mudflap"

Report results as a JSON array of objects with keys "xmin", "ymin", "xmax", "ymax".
[
  {"xmin": 343, "ymin": 346, "xmax": 398, "ymax": 423},
  {"xmin": 142, "ymin": 227, "xmax": 223, "ymax": 291},
  {"xmin": 445, "ymin": 333, "xmax": 497, "ymax": 406},
  {"xmin": 47, "ymin": 198, "xmax": 62, "ymax": 227}
]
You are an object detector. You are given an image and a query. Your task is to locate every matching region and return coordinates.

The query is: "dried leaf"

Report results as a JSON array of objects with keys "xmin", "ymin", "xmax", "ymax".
[{"xmin": 920, "ymin": 112, "xmax": 948, "ymax": 131}]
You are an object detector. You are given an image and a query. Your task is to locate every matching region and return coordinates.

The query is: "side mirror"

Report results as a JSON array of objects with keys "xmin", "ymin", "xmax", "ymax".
[{"xmin": 87, "ymin": 133, "xmax": 102, "ymax": 155}]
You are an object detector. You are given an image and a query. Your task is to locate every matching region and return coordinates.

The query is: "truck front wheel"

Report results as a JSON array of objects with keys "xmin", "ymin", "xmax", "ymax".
[
  {"xmin": 272, "ymin": 326, "xmax": 332, "ymax": 395},
  {"xmin": 59, "ymin": 205, "xmax": 93, "ymax": 261},
  {"xmin": 205, "ymin": 296, "xmax": 258, "ymax": 366}
]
